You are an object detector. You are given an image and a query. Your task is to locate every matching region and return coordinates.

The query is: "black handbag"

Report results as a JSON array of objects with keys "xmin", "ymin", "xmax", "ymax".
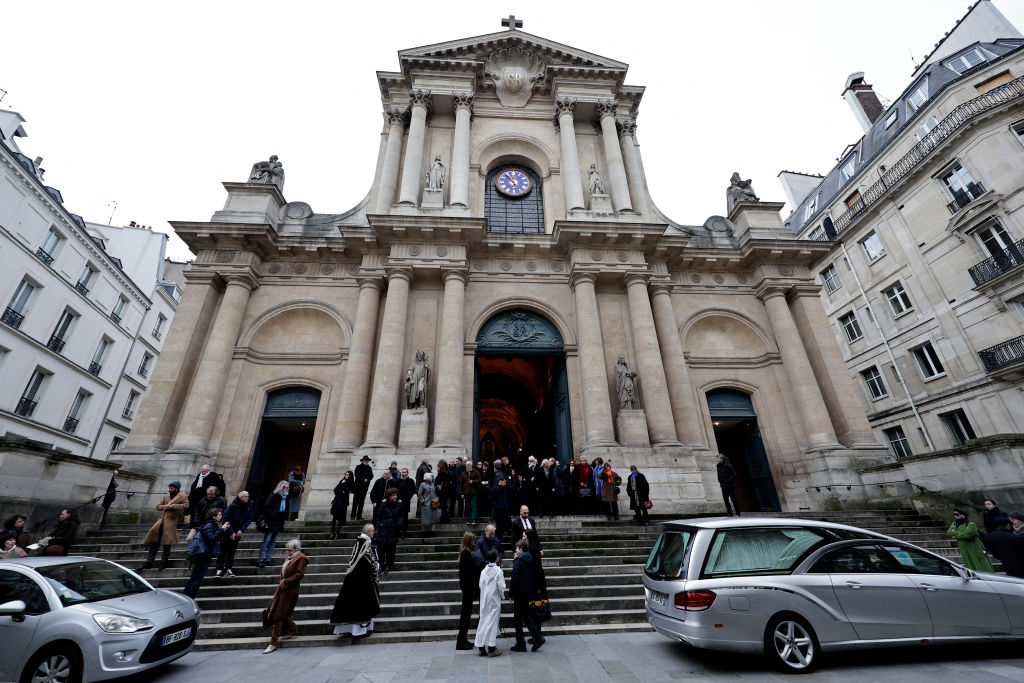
[
  {"xmin": 255, "ymin": 516, "xmax": 271, "ymax": 532},
  {"xmin": 530, "ymin": 598, "xmax": 552, "ymax": 622}
]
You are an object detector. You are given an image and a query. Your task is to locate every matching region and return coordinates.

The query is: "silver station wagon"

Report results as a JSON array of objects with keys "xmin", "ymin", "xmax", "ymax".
[
  {"xmin": 643, "ymin": 517, "xmax": 1024, "ymax": 672},
  {"xmin": 0, "ymin": 557, "xmax": 200, "ymax": 683}
]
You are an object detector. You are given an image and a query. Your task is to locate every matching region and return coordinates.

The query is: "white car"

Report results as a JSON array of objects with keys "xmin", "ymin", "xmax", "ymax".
[{"xmin": 0, "ymin": 556, "xmax": 200, "ymax": 682}]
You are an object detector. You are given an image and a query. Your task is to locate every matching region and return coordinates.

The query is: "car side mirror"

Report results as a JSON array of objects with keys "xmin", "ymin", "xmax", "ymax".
[
  {"xmin": 961, "ymin": 567, "xmax": 977, "ymax": 580},
  {"xmin": 0, "ymin": 600, "xmax": 27, "ymax": 622}
]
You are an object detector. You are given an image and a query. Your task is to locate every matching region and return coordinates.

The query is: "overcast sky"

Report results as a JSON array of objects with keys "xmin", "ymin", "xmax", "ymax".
[{"xmin": 4, "ymin": 0, "xmax": 1023, "ymax": 262}]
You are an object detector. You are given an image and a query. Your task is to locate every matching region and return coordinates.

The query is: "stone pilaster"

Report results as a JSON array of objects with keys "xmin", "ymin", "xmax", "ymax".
[
  {"xmin": 397, "ymin": 90, "xmax": 431, "ymax": 206},
  {"xmin": 570, "ymin": 272, "xmax": 616, "ymax": 446},
  {"xmin": 361, "ymin": 269, "xmax": 413, "ymax": 447},
  {"xmin": 375, "ymin": 106, "xmax": 407, "ymax": 214},
  {"xmin": 617, "ymin": 118, "xmax": 648, "ymax": 214},
  {"xmin": 555, "ymin": 97, "xmax": 585, "ymax": 213},
  {"xmin": 650, "ymin": 284, "xmax": 705, "ymax": 448},
  {"xmin": 449, "ymin": 92, "xmax": 473, "ymax": 208},
  {"xmin": 171, "ymin": 273, "xmax": 257, "ymax": 452},
  {"xmin": 431, "ymin": 269, "xmax": 468, "ymax": 447},
  {"xmin": 624, "ymin": 274, "xmax": 679, "ymax": 445},
  {"xmin": 331, "ymin": 277, "xmax": 384, "ymax": 450},
  {"xmin": 595, "ymin": 99, "xmax": 632, "ymax": 213}
]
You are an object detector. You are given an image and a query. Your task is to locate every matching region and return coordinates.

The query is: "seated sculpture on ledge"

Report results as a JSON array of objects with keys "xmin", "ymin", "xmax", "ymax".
[
  {"xmin": 726, "ymin": 171, "xmax": 758, "ymax": 214},
  {"xmin": 248, "ymin": 155, "xmax": 285, "ymax": 191}
]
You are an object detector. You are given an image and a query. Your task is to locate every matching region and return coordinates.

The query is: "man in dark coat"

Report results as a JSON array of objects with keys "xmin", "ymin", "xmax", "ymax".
[
  {"xmin": 100, "ymin": 470, "xmax": 119, "ymax": 525},
  {"xmin": 187, "ymin": 465, "xmax": 225, "ymax": 520},
  {"xmin": 474, "ymin": 523, "xmax": 504, "ymax": 561},
  {"xmin": 396, "ymin": 468, "xmax": 417, "ymax": 536},
  {"xmin": 369, "ymin": 470, "xmax": 392, "ymax": 527},
  {"xmin": 511, "ymin": 505, "xmax": 540, "ymax": 542},
  {"xmin": 217, "ymin": 492, "xmax": 254, "ymax": 577},
  {"xmin": 626, "ymin": 465, "xmax": 651, "ymax": 526},
  {"xmin": 509, "ymin": 539, "xmax": 544, "ymax": 652},
  {"xmin": 984, "ymin": 517, "xmax": 1024, "ymax": 578},
  {"xmin": 489, "ymin": 477, "xmax": 511, "ymax": 540},
  {"xmin": 415, "ymin": 459, "xmax": 432, "ymax": 487},
  {"xmin": 453, "ymin": 457, "xmax": 467, "ymax": 518},
  {"xmin": 716, "ymin": 455, "xmax": 740, "ymax": 517},
  {"xmin": 190, "ymin": 486, "xmax": 227, "ymax": 531},
  {"xmin": 352, "ymin": 456, "xmax": 374, "ymax": 520},
  {"xmin": 375, "ymin": 491, "xmax": 402, "ymax": 573}
]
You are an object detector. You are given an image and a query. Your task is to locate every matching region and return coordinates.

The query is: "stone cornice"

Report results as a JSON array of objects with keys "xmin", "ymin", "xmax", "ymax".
[
  {"xmin": 169, "ymin": 220, "xmax": 280, "ymax": 257},
  {"xmin": 684, "ymin": 351, "xmax": 783, "ymax": 369}
]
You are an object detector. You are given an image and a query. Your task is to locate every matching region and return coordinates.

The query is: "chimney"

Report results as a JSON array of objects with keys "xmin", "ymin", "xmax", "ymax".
[{"xmin": 842, "ymin": 72, "xmax": 885, "ymax": 133}]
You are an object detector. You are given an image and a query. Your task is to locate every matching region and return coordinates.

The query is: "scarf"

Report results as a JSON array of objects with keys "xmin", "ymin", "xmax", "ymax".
[{"xmin": 347, "ymin": 534, "xmax": 381, "ymax": 591}]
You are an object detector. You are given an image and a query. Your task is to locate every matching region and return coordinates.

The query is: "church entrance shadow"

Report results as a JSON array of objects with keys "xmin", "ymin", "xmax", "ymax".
[
  {"xmin": 707, "ymin": 388, "xmax": 780, "ymax": 512},
  {"xmin": 245, "ymin": 387, "xmax": 320, "ymax": 504}
]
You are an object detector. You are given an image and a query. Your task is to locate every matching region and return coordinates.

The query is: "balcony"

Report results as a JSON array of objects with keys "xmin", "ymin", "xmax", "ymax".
[
  {"xmin": 979, "ymin": 335, "xmax": 1024, "ymax": 374},
  {"xmin": 946, "ymin": 181, "xmax": 986, "ymax": 214},
  {"xmin": 110, "ymin": 311, "xmax": 122, "ymax": 325},
  {"xmin": 88, "ymin": 362, "xmax": 102, "ymax": 376},
  {"xmin": 46, "ymin": 335, "xmax": 66, "ymax": 353},
  {"xmin": 1, "ymin": 307, "xmax": 25, "ymax": 330},
  {"xmin": 969, "ymin": 237, "xmax": 1024, "ymax": 286},
  {"xmin": 63, "ymin": 416, "xmax": 80, "ymax": 434},
  {"xmin": 15, "ymin": 397, "xmax": 37, "ymax": 417},
  {"xmin": 74, "ymin": 281, "xmax": 90, "ymax": 296},
  {"xmin": 34, "ymin": 247, "xmax": 54, "ymax": 266}
]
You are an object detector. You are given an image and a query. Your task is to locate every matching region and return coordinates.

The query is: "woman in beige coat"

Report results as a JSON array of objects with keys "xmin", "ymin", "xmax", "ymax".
[{"xmin": 138, "ymin": 481, "xmax": 189, "ymax": 570}]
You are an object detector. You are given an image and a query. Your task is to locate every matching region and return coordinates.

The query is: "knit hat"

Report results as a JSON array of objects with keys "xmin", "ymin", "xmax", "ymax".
[
  {"xmin": 1008, "ymin": 511, "xmax": 1024, "ymax": 522},
  {"xmin": 169, "ymin": 481, "xmax": 182, "ymax": 489},
  {"xmin": 953, "ymin": 509, "xmax": 967, "ymax": 516},
  {"xmin": 993, "ymin": 516, "xmax": 1011, "ymax": 527}
]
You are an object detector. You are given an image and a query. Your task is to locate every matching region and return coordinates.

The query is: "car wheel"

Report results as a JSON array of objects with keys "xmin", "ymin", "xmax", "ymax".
[
  {"xmin": 764, "ymin": 613, "xmax": 819, "ymax": 673},
  {"xmin": 21, "ymin": 645, "xmax": 82, "ymax": 683}
]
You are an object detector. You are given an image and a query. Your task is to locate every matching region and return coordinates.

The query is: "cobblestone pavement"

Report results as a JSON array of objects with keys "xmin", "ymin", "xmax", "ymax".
[{"xmin": 124, "ymin": 632, "xmax": 1024, "ymax": 682}]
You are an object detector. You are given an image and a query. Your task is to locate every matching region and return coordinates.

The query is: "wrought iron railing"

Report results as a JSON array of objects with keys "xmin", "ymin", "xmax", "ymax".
[
  {"xmin": 63, "ymin": 416, "xmax": 79, "ymax": 434},
  {"xmin": 122, "ymin": 407, "xmax": 134, "ymax": 420},
  {"xmin": 138, "ymin": 361, "xmax": 149, "ymax": 377},
  {"xmin": 969, "ymin": 237, "xmax": 1024, "ymax": 286},
  {"xmin": 34, "ymin": 247, "xmax": 54, "ymax": 266},
  {"xmin": 88, "ymin": 362, "xmax": 102, "ymax": 376},
  {"xmin": 74, "ymin": 281, "xmax": 90, "ymax": 296},
  {"xmin": 110, "ymin": 311, "xmax": 121, "ymax": 325},
  {"xmin": 979, "ymin": 334, "xmax": 1024, "ymax": 373},
  {"xmin": 46, "ymin": 335, "xmax": 66, "ymax": 353},
  {"xmin": 152, "ymin": 329, "xmax": 162, "ymax": 340},
  {"xmin": 822, "ymin": 77, "xmax": 1024, "ymax": 236},
  {"xmin": 1, "ymin": 307, "xmax": 25, "ymax": 329},
  {"xmin": 946, "ymin": 181, "xmax": 986, "ymax": 214},
  {"xmin": 15, "ymin": 397, "xmax": 37, "ymax": 417}
]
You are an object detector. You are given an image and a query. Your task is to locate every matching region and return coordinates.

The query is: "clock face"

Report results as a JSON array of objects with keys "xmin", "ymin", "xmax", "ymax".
[{"xmin": 495, "ymin": 168, "xmax": 533, "ymax": 197}]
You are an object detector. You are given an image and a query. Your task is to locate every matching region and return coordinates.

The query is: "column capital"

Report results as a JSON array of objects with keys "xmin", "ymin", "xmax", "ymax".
[
  {"xmin": 386, "ymin": 267, "xmax": 414, "ymax": 284},
  {"xmin": 223, "ymin": 272, "xmax": 258, "ymax": 291},
  {"xmin": 616, "ymin": 118, "xmax": 637, "ymax": 138},
  {"xmin": 555, "ymin": 96, "xmax": 577, "ymax": 117},
  {"xmin": 409, "ymin": 89, "xmax": 432, "ymax": 112},
  {"xmin": 756, "ymin": 284, "xmax": 790, "ymax": 302},
  {"xmin": 451, "ymin": 91, "xmax": 475, "ymax": 112},
  {"xmin": 383, "ymin": 105, "xmax": 408, "ymax": 128},
  {"xmin": 569, "ymin": 270, "xmax": 598, "ymax": 290},
  {"xmin": 442, "ymin": 268, "xmax": 470, "ymax": 285},
  {"xmin": 595, "ymin": 98, "xmax": 619, "ymax": 120},
  {"xmin": 649, "ymin": 281, "xmax": 674, "ymax": 297},
  {"xmin": 356, "ymin": 275, "xmax": 385, "ymax": 292},
  {"xmin": 623, "ymin": 272, "xmax": 650, "ymax": 289}
]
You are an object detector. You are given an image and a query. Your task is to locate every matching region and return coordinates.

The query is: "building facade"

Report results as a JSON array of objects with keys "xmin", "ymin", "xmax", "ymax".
[
  {"xmin": 121, "ymin": 23, "xmax": 889, "ymax": 515},
  {"xmin": 782, "ymin": 1, "xmax": 1024, "ymax": 506}
]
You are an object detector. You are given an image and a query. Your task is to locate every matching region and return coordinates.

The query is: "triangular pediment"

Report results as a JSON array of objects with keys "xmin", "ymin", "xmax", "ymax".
[{"xmin": 398, "ymin": 29, "xmax": 628, "ymax": 71}]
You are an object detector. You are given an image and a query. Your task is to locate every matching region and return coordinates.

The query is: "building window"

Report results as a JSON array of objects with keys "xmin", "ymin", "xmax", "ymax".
[
  {"xmin": 821, "ymin": 264, "xmax": 841, "ymax": 293},
  {"xmin": 485, "ymin": 165, "xmax": 544, "ymax": 234},
  {"xmin": 76, "ymin": 265, "xmax": 96, "ymax": 295},
  {"xmin": 912, "ymin": 342, "xmax": 945, "ymax": 379},
  {"xmin": 845, "ymin": 190, "xmax": 862, "ymax": 211},
  {"xmin": 111, "ymin": 297, "xmax": 127, "ymax": 325},
  {"xmin": 861, "ymin": 231, "xmax": 885, "ymax": 262},
  {"xmin": 152, "ymin": 313, "xmax": 166, "ymax": 340},
  {"xmin": 916, "ymin": 116, "xmax": 939, "ymax": 141},
  {"xmin": 885, "ymin": 109, "xmax": 898, "ymax": 129},
  {"xmin": 16, "ymin": 369, "xmax": 48, "ymax": 417},
  {"xmin": 64, "ymin": 390, "xmax": 89, "ymax": 434},
  {"xmin": 90, "ymin": 338, "xmax": 111, "ymax": 376},
  {"xmin": 861, "ymin": 366, "xmax": 888, "ymax": 400},
  {"xmin": 883, "ymin": 282, "xmax": 913, "ymax": 316},
  {"xmin": 138, "ymin": 353, "xmax": 153, "ymax": 378},
  {"xmin": 110, "ymin": 435, "xmax": 125, "ymax": 454},
  {"xmin": 946, "ymin": 48, "xmax": 986, "ymax": 75},
  {"xmin": 1014, "ymin": 121, "xmax": 1024, "ymax": 146},
  {"xmin": 941, "ymin": 163, "xmax": 984, "ymax": 213},
  {"xmin": 839, "ymin": 311, "xmax": 863, "ymax": 342},
  {"xmin": 884, "ymin": 426, "xmax": 913, "ymax": 459},
  {"xmin": 123, "ymin": 391, "xmax": 140, "ymax": 420},
  {"xmin": 36, "ymin": 227, "xmax": 63, "ymax": 265},
  {"xmin": 940, "ymin": 409, "xmax": 976, "ymax": 446},
  {"xmin": 808, "ymin": 226, "xmax": 826, "ymax": 241},
  {"xmin": 975, "ymin": 221, "xmax": 1014, "ymax": 257},
  {"xmin": 804, "ymin": 195, "xmax": 817, "ymax": 222},
  {"xmin": 976, "ymin": 70, "xmax": 1013, "ymax": 95},
  {"xmin": 907, "ymin": 84, "xmax": 928, "ymax": 113},
  {"xmin": 841, "ymin": 158, "xmax": 856, "ymax": 181},
  {"xmin": 47, "ymin": 309, "xmax": 77, "ymax": 354},
  {"xmin": 3, "ymin": 279, "xmax": 37, "ymax": 330}
]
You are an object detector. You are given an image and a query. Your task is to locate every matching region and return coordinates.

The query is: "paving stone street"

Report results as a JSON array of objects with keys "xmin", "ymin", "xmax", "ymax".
[{"xmin": 126, "ymin": 632, "xmax": 1024, "ymax": 682}]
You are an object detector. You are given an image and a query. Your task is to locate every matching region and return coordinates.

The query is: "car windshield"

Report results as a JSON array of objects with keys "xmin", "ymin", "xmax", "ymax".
[
  {"xmin": 34, "ymin": 561, "xmax": 150, "ymax": 607},
  {"xmin": 645, "ymin": 529, "xmax": 693, "ymax": 580},
  {"xmin": 702, "ymin": 527, "xmax": 829, "ymax": 578}
]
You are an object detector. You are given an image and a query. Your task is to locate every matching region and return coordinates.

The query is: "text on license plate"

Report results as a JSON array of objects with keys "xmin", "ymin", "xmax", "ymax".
[
  {"xmin": 162, "ymin": 627, "xmax": 192, "ymax": 646},
  {"xmin": 649, "ymin": 590, "xmax": 667, "ymax": 606}
]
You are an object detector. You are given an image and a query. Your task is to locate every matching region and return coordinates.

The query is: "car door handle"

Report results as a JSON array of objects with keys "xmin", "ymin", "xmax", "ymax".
[
  {"xmin": 845, "ymin": 581, "xmax": 863, "ymax": 589},
  {"xmin": 919, "ymin": 583, "xmax": 938, "ymax": 591}
]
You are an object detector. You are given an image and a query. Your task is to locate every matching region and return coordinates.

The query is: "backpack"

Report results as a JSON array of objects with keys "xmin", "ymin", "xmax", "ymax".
[{"xmin": 184, "ymin": 531, "xmax": 209, "ymax": 561}]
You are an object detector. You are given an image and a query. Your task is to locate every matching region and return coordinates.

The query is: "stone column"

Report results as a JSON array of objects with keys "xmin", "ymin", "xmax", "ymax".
[
  {"xmin": 617, "ymin": 118, "xmax": 648, "ymax": 214},
  {"xmin": 650, "ymin": 284, "xmax": 704, "ymax": 447},
  {"xmin": 332, "ymin": 278, "xmax": 384, "ymax": 450},
  {"xmin": 595, "ymin": 99, "xmax": 633, "ymax": 213},
  {"xmin": 397, "ymin": 89, "xmax": 431, "ymax": 206},
  {"xmin": 431, "ymin": 270, "xmax": 468, "ymax": 446},
  {"xmin": 555, "ymin": 97, "xmax": 585, "ymax": 212},
  {"xmin": 570, "ymin": 272, "xmax": 616, "ymax": 446},
  {"xmin": 171, "ymin": 274, "xmax": 256, "ymax": 451},
  {"xmin": 361, "ymin": 269, "xmax": 412, "ymax": 447},
  {"xmin": 449, "ymin": 92, "xmax": 473, "ymax": 208},
  {"xmin": 760, "ymin": 287, "xmax": 839, "ymax": 449},
  {"xmin": 375, "ymin": 106, "xmax": 407, "ymax": 214},
  {"xmin": 624, "ymin": 275, "xmax": 678, "ymax": 445}
]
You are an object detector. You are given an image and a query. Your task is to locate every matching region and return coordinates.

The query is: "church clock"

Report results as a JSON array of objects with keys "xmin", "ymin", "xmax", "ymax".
[{"xmin": 494, "ymin": 168, "xmax": 533, "ymax": 197}]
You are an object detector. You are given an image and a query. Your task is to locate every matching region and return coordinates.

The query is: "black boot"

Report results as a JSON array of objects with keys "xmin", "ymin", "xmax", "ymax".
[{"xmin": 456, "ymin": 639, "xmax": 474, "ymax": 650}]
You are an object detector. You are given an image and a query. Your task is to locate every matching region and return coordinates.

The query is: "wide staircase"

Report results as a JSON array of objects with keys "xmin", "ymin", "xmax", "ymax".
[{"xmin": 75, "ymin": 506, "xmax": 966, "ymax": 651}]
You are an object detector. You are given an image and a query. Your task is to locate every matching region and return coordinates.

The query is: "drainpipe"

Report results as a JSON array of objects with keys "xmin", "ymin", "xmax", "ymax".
[{"xmin": 839, "ymin": 242, "xmax": 936, "ymax": 451}]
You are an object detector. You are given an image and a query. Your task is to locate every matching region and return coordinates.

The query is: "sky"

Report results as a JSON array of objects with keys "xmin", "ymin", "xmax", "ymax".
[{"xmin": 4, "ymin": 0, "xmax": 1023, "ymax": 262}]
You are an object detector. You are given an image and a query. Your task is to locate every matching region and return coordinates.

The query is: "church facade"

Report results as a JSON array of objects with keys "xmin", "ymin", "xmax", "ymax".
[{"xmin": 119, "ymin": 24, "xmax": 888, "ymax": 515}]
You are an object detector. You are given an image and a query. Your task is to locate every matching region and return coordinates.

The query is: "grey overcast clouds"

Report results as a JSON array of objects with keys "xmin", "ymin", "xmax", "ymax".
[{"xmin": 4, "ymin": 0, "xmax": 1023, "ymax": 262}]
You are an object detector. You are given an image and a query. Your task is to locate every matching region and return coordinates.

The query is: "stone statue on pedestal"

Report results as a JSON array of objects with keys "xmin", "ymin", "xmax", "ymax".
[
  {"xmin": 248, "ymin": 155, "xmax": 285, "ymax": 190},
  {"xmin": 588, "ymin": 163, "xmax": 605, "ymax": 195},
  {"xmin": 405, "ymin": 349, "xmax": 430, "ymax": 410},
  {"xmin": 424, "ymin": 154, "xmax": 446, "ymax": 190},
  {"xmin": 726, "ymin": 172, "xmax": 758, "ymax": 213},
  {"xmin": 615, "ymin": 356, "xmax": 638, "ymax": 409}
]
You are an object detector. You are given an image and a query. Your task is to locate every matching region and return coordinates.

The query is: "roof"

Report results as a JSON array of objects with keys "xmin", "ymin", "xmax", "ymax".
[
  {"xmin": 662, "ymin": 516, "xmax": 891, "ymax": 537},
  {"xmin": 2, "ymin": 556, "xmax": 115, "ymax": 569}
]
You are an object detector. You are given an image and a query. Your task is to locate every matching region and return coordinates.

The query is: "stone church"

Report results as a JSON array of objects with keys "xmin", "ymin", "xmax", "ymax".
[{"xmin": 119, "ymin": 21, "xmax": 889, "ymax": 515}]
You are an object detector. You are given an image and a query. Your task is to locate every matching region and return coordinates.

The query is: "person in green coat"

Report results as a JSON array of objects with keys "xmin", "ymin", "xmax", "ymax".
[{"xmin": 948, "ymin": 509, "xmax": 994, "ymax": 572}]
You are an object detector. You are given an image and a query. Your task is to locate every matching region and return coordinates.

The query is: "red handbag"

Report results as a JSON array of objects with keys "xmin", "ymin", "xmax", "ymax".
[{"xmin": 643, "ymin": 501, "xmax": 653, "ymax": 510}]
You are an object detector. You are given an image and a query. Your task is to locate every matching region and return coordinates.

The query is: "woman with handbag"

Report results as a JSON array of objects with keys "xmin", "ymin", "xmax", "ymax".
[
  {"xmin": 418, "ymin": 473, "xmax": 440, "ymax": 535},
  {"xmin": 183, "ymin": 508, "xmax": 230, "ymax": 597},
  {"xmin": 257, "ymin": 480, "xmax": 290, "ymax": 568},
  {"xmin": 627, "ymin": 465, "xmax": 651, "ymax": 526}
]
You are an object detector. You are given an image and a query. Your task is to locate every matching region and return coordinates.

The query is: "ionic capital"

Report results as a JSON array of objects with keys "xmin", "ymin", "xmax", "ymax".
[
  {"xmin": 451, "ymin": 91, "xmax": 475, "ymax": 112},
  {"xmin": 409, "ymin": 89, "xmax": 432, "ymax": 112}
]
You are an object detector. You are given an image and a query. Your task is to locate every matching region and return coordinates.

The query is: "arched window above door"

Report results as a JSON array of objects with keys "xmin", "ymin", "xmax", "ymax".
[{"xmin": 485, "ymin": 164, "xmax": 544, "ymax": 234}]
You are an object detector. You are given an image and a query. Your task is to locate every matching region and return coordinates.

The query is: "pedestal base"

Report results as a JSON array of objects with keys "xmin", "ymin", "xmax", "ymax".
[
  {"xmin": 616, "ymin": 409, "xmax": 651, "ymax": 447},
  {"xmin": 421, "ymin": 187, "xmax": 443, "ymax": 208},
  {"xmin": 589, "ymin": 193, "xmax": 612, "ymax": 215},
  {"xmin": 398, "ymin": 408, "xmax": 429, "ymax": 449}
]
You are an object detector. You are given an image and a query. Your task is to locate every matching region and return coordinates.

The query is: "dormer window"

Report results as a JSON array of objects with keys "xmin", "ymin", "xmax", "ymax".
[
  {"xmin": 804, "ymin": 195, "xmax": 817, "ymax": 223},
  {"xmin": 946, "ymin": 48, "xmax": 985, "ymax": 75},
  {"xmin": 885, "ymin": 110, "xmax": 899, "ymax": 129},
  {"xmin": 907, "ymin": 84, "xmax": 928, "ymax": 113},
  {"xmin": 841, "ymin": 159, "xmax": 856, "ymax": 181}
]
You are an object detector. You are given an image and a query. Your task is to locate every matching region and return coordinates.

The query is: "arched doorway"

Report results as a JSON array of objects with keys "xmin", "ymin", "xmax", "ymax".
[
  {"xmin": 706, "ymin": 388, "xmax": 780, "ymax": 512},
  {"xmin": 474, "ymin": 309, "xmax": 572, "ymax": 470},
  {"xmin": 245, "ymin": 386, "xmax": 321, "ymax": 504}
]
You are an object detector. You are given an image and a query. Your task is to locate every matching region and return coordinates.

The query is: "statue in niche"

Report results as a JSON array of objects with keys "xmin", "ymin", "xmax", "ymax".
[
  {"xmin": 248, "ymin": 155, "xmax": 285, "ymax": 190},
  {"xmin": 405, "ymin": 349, "xmax": 431, "ymax": 410},
  {"xmin": 588, "ymin": 163, "xmax": 605, "ymax": 195},
  {"xmin": 424, "ymin": 154, "xmax": 446, "ymax": 190},
  {"xmin": 615, "ymin": 356, "xmax": 638, "ymax": 410},
  {"xmin": 726, "ymin": 171, "xmax": 759, "ymax": 213}
]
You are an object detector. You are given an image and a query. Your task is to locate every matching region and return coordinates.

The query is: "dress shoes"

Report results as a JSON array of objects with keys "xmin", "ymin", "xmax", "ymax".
[
  {"xmin": 531, "ymin": 637, "xmax": 545, "ymax": 651},
  {"xmin": 262, "ymin": 644, "xmax": 277, "ymax": 654},
  {"xmin": 510, "ymin": 644, "xmax": 528, "ymax": 652}
]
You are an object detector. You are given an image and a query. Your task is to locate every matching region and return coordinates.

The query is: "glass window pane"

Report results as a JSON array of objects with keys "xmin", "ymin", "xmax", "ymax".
[
  {"xmin": 703, "ymin": 527, "xmax": 828, "ymax": 577},
  {"xmin": 645, "ymin": 530, "xmax": 692, "ymax": 580}
]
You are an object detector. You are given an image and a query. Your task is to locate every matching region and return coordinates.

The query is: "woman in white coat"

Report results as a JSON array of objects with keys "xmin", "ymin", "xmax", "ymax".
[{"xmin": 474, "ymin": 548, "xmax": 505, "ymax": 657}]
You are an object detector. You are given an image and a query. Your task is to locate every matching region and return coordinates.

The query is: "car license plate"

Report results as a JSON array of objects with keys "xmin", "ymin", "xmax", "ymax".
[
  {"xmin": 649, "ymin": 590, "xmax": 667, "ymax": 607},
  {"xmin": 162, "ymin": 626, "xmax": 192, "ymax": 646}
]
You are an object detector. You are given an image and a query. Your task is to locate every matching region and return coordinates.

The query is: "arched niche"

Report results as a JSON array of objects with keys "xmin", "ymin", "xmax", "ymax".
[
  {"xmin": 475, "ymin": 134, "xmax": 555, "ymax": 179},
  {"xmin": 242, "ymin": 302, "xmax": 350, "ymax": 355},
  {"xmin": 682, "ymin": 310, "xmax": 773, "ymax": 359}
]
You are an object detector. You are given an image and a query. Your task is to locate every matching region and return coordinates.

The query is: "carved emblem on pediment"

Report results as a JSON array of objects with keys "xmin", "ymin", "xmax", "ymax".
[{"xmin": 484, "ymin": 48, "xmax": 545, "ymax": 107}]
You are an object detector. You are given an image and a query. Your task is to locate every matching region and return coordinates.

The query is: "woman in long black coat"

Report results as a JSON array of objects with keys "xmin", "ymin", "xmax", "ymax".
[
  {"xmin": 375, "ymin": 489, "xmax": 402, "ymax": 574},
  {"xmin": 330, "ymin": 472, "xmax": 353, "ymax": 539},
  {"xmin": 626, "ymin": 465, "xmax": 651, "ymax": 526},
  {"xmin": 330, "ymin": 524, "xmax": 380, "ymax": 640}
]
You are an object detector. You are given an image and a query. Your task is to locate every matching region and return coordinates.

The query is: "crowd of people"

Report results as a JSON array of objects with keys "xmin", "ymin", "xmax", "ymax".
[{"xmin": 949, "ymin": 500, "xmax": 1024, "ymax": 578}]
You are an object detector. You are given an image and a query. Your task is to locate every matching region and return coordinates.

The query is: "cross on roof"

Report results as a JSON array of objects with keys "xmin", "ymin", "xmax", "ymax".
[{"xmin": 501, "ymin": 15, "xmax": 523, "ymax": 30}]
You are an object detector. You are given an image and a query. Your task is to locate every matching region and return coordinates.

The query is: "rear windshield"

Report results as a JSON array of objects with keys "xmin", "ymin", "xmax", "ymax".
[
  {"xmin": 645, "ymin": 529, "xmax": 693, "ymax": 580},
  {"xmin": 702, "ymin": 527, "xmax": 829, "ymax": 578},
  {"xmin": 35, "ymin": 561, "xmax": 150, "ymax": 606}
]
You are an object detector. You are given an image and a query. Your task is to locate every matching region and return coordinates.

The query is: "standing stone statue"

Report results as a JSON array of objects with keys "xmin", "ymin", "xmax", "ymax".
[
  {"xmin": 726, "ymin": 171, "xmax": 758, "ymax": 213},
  {"xmin": 248, "ymin": 155, "xmax": 285, "ymax": 190},
  {"xmin": 588, "ymin": 163, "xmax": 605, "ymax": 195},
  {"xmin": 615, "ymin": 356, "xmax": 638, "ymax": 410},
  {"xmin": 424, "ymin": 154, "xmax": 446, "ymax": 190},
  {"xmin": 405, "ymin": 349, "xmax": 431, "ymax": 410}
]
